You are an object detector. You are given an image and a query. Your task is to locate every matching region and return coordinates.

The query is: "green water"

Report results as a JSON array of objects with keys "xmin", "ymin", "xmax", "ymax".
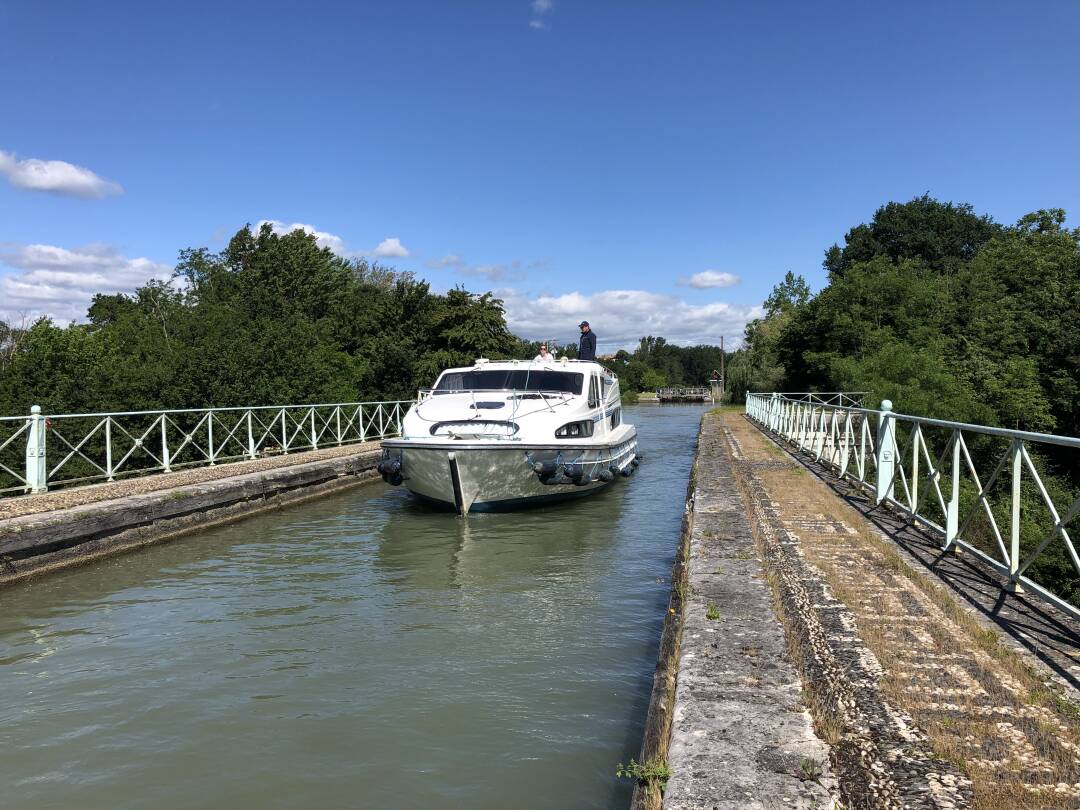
[{"xmin": 0, "ymin": 405, "xmax": 704, "ymax": 809}]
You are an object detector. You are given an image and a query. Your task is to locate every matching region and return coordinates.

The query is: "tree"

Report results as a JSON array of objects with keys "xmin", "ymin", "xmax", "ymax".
[
  {"xmin": 763, "ymin": 271, "xmax": 810, "ymax": 316},
  {"xmin": 823, "ymin": 194, "xmax": 1001, "ymax": 279}
]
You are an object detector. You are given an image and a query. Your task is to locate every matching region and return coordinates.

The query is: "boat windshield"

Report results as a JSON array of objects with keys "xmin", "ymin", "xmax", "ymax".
[{"xmin": 434, "ymin": 369, "xmax": 584, "ymax": 395}]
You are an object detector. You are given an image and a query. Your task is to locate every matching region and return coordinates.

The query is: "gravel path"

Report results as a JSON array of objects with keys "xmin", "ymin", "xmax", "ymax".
[{"xmin": 0, "ymin": 442, "xmax": 382, "ymax": 521}]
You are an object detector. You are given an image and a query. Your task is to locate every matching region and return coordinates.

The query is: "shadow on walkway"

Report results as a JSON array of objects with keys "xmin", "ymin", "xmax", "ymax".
[{"xmin": 756, "ymin": 417, "xmax": 1080, "ymax": 695}]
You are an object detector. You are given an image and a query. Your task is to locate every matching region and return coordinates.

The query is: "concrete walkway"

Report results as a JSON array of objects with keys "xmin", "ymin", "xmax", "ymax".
[
  {"xmin": 0, "ymin": 441, "xmax": 382, "ymax": 520},
  {"xmin": 725, "ymin": 412, "xmax": 1080, "ymax": 809},
  {"xmin": 662, "ymin": 412, "xmax": 837, "ymax": 809}
]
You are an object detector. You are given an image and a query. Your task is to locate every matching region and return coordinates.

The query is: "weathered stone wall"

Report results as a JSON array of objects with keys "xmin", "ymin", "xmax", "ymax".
[{"xmin": 0, "ymin": 449, "xmax": 381, "ymax": 584}]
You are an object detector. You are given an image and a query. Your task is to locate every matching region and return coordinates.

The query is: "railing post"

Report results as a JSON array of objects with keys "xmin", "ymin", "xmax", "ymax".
[
  {"xmin": 207, "ymin": 410, "xmax": 216, "ymax": 466},
  {"xmin": 875, "ymin": 399, "xmax": 895, "ymax": 504},
  {"xmin": 1009, "ymin": 440, "xmax": 1024, "ymax": 592},
  {"xmin": 161, "ymin": 415, "xmax": 172, "ymax": 473},
  {"xmin": 360, "ymin": 405, "xmax": 367, "ymax": 442},
  {"xmin": 25, "ymin": 405, "xmax": 48, "ymax": 493},
  {"xmin": 911, "ymin": 426, "xmax": 920, "ymax": 513},
  {"xmin": 281, "ymin": 408, "xmax": 289, "ymax": 455},
  {"xmin": 310, "ymin": 407, "xmax": 318, "ymax": 450},
  {"xmin": 335, "ymin": 407, "xmax": 342, "ymax": 446},
  {"xmin": 769, "ymin": 393, "xmax": 778, "ymax": 431},
  {"xmin": 945, "ymin": 430, "xmax": 961, "ymax": 550},
  {"xmin": 247, "ymin": 411, "xmax": 256, "ymax": 460},
  {"xmin": 105, "ymin": 416, "xmax": 114, "ymax": 482}
]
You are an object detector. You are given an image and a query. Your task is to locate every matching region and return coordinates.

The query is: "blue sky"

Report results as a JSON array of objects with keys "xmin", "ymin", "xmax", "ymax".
[{"xmin": 2, "ymin": 0, "xmax": 1078, "ymax": 350}]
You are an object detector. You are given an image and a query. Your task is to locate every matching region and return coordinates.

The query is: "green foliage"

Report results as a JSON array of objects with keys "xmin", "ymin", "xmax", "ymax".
[
  {"xmin": 764, "ymin": 270, "xmax": 811, "ymax": 316},
  {"xmin": 615, "ymin": 757, "xmax": 672, "ymax": 788},
  {"xmin": 799, "ymin": 756, "xmax": 824, "ymax": 782},
  {"xmin": 607, "ymin": 335, "xmax": 728, "ymax": 395},
  {"xmin": 0, "ymin": 225, "xmax": 520, "ymax": 414},
  {"xmin": 823, "ymin": 194, "xmax": 1001, "ymax": 278}
]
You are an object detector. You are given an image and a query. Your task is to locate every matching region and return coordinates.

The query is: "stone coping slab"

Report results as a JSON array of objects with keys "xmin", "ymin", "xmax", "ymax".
[{"xmin": 660, "ymin": 413, "xmax": 837, "ymax": 809}]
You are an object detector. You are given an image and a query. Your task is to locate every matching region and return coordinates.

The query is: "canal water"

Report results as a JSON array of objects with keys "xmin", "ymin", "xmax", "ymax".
[{"xmin": 0, "ymin": 404, "xmax": 705, "ymax": 809}]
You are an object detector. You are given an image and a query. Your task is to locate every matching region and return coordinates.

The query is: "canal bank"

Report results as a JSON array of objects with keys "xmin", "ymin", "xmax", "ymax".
[
  {"xmin": 0, "ymin": 444, "xmax": 382, "ymax": 584},
  {"xmin": 635, "ymin": 410, "xmax": 836, "ymax": 809}
]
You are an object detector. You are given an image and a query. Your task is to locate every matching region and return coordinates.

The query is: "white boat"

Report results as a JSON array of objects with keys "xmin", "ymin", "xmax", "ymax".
[{"xmin": 379, "ymin": 358, "xmax": 639, "ymax": 513}]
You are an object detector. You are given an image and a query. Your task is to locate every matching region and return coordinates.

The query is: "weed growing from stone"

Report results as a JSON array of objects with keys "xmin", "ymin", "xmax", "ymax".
[
  {"xmin": 616, "ymin": 757, "xmax": 672, "ymax": 789},
  {"xmin": 799, "ymin": 756, "xmax": 824, "ymax": 782},
  {"xmin": 705, "ymin": 602, "xmax": 721, "ymax": 620}
]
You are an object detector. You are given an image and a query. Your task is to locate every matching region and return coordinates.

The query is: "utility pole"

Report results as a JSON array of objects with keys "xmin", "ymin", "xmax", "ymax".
[{"xmin": 720, "ymin": 336, "xmax": 725, "ymax": 401}]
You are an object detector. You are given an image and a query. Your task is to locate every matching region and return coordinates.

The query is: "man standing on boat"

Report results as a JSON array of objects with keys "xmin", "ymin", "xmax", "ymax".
[{"xmin": 578, "ymin": 321, "xmax": 596, "ymax": 361}]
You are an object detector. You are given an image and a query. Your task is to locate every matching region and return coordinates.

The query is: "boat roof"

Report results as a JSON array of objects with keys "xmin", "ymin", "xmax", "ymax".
[{"xmin": 440, "ymin": 358, "xmax": 614, "ymax": 376}]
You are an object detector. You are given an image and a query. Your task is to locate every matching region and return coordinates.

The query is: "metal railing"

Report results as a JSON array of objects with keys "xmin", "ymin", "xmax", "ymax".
[
  {"xmin": 746, "ymin": 392, "xmax": 1080, "ymax": 620},
  {"xmin": 0, "ymin": 400, "xmax": 413, "ymax": 497},
  {"xmin": 761, "ymin": 391, "xmax": 869, "ymax": 407},
  {"xmin": 657, "ymin": 387, "xmax": 713, "ymax": 401}
]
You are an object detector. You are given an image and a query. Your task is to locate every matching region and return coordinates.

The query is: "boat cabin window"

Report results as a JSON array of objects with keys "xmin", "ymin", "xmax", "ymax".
[
  {"xmin": 609, "ymin": 407, "xmax": 621, "ymax": 429},
  {"xmin": 587, "ymin": 375, "xmax": 600, "ymax": 408},
  {"xmin": 434, "ymin": 369, "xmax": 584, "ymax": 394}
]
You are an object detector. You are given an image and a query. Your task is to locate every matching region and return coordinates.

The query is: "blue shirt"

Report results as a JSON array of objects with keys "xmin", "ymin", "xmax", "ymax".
[{"xmin": 579, "ymin": 330, "xmax": 597, "ymax": 360}]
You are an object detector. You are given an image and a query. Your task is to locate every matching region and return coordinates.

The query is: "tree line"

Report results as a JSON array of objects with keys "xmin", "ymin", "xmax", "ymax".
[
  {"xmin": 0, "ymin": 224, "xmax": 529, "ymax": 416},
  {"xmin": 730, "ymin": 196, "xmax": 1080, "ymax": 435},
  {"xmin": 0, "ymin": 222, "xmax": 726, "ymax": 416}
]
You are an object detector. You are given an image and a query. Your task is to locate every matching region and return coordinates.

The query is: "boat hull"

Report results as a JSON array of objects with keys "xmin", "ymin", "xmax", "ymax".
[{"xmin": 381, "ymin": 432, "xmax": 638, "ymax": 514}]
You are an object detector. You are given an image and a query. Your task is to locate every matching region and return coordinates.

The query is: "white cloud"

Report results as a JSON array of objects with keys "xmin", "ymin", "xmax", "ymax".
[
  {"xmin": 500, "ymin": 288, "xmax": 762, "ymax": 350},
  {"xmin": 0, "ymin": 149, "xmax": 122, "ymax": 199},
  {"xmin": 425, "ymin": 253, "xmax": 528, "ymax": 282},
  {"xmin": 464, "ymin": 263, "xmax": 522, "ymax": 282},
  {"xmin": 529, "ymin": 0, "xmax": 552, "ymax": 28},
  {"xmin": 678, "ymin": 270, "xmax": 741, "ymax": 289},
  {"xmin": 254, "ymin": 221, "xmax": 409, "ymax": 260},
  {"xmin": 372, "ymin": 237, "xmax": 409, "ymax": 258},
  {"xmin": 0, "ymin": 243, "xmax": 172, "ymax": 323},
  {"xmin": 427, "ymin": 253, "xmax": 464, "ymax": 269},
  {"xmin": 256, "ymin": 220, "xmax": 347, "ymax": 255}
]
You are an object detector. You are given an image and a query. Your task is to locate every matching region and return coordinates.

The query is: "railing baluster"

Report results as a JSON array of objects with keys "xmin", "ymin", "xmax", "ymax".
[
  {"xmin": 247, "ymin": 411, "xmax": 256, "ymax": 460},
  {"xmin": 945, "ymin": 430, "xmax": 961, "ymax": 550},
  {"xmin": 911, "ymin": 425, "xmax": 920, "ymax": 514},
  {"xmin": 26, "ymin": 405, "xmax": 48, "ymax": 493},
  {"xmin": 161, "ymin": 415, "xmax": 171, "ymax": 473},
  {"xmin": 207, "ymin": 410, "xmax": 216, "ymax": 466},
  {"xmin": 105, "ymin": 417, "xmax": 113, "ymax": 482},
  {"xmin": 875, "ymin": 400, "xmax": 895, "ymax": 504},
  {"xmin": 1009, "ymin": 440, "xmax": 1023, "ymax": 592}
]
